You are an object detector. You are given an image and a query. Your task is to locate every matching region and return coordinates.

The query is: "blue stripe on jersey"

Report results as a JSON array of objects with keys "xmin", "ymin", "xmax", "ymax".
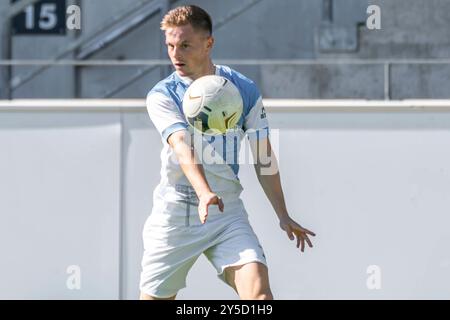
[{"xmin": 230, "ymin": 134, "xmax": 239, "ymax": 176}]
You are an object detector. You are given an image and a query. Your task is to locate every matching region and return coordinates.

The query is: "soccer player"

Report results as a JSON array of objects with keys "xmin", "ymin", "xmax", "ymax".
[{"xmin": 140, "ymin": 5, "xmax": 315, "ymax": 300}]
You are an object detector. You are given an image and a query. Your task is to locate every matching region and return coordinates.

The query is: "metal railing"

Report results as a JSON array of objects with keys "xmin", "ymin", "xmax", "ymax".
[
  {"xmin": 2, "ymin": 58, "xmax": 450, "ymax": 100},
  {"xmin": 2, "ymin": 99, "xmax": 450, "ymax": 112}
]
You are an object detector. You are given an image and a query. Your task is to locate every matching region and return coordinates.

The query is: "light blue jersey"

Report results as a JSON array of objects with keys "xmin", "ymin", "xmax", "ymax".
[{"xmin": 146, "ymin": 65, "xmax": 269, "ymax": 201}]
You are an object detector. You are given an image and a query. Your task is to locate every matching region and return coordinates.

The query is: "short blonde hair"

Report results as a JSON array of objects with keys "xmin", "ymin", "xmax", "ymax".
[{"xmin": 160, "ymin": 5, "xmax": 212, "ymax": 35}]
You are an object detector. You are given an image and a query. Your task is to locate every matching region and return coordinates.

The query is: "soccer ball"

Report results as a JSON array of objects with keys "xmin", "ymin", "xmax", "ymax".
[{"xmin": 182, "ymin": 75, "xmax": 243, "ymax": 135}]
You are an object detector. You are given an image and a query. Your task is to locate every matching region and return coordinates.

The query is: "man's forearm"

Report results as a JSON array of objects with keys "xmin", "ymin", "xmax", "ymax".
[
  {"xmin": 172, "ymin": 137, "xmax": 212, "ymax": 198},
  {"xmin": 255, "ymin": 166, "xmax": 289, "ymax": 220},
  {"xmin": 252, "ymin": 138, "xmax": 289, "ymax": 220}
]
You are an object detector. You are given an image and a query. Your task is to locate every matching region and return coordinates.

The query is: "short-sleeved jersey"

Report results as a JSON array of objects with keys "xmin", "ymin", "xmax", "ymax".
[{"xmin": 146, "ymin": 65, "xmax": 269, "ymax": 198}]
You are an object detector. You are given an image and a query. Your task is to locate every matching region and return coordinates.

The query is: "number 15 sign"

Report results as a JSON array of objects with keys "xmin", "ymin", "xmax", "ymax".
[{"xmin": 11, "ymin": 0, "xmax": 67, "ymax": 35}]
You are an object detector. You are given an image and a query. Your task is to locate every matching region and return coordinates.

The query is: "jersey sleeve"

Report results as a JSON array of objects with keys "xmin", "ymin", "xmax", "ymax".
[
  {"xmin": 243, "ymin": 93, "xmax": 269, "ymax": 141},
  {"xmin": 146, "ymin": 91, "xmax": 188, "ymax": 143}
]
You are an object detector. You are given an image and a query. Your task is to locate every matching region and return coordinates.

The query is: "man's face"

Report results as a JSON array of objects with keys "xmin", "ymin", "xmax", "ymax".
[{"xmin": 165, "ymin": 24, "xmax": 213, "ymax": 79}]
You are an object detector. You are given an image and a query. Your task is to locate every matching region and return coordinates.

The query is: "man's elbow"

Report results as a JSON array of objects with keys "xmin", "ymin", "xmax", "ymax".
[{"xmin": 168, "ymin": 130, "xmax": 187, "ymax": 149}]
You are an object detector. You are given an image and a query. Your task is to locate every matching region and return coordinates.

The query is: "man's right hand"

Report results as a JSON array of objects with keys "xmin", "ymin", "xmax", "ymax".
[{"xmin": 198, "ymin": 192, "xmax": 224, "ymax": 224}]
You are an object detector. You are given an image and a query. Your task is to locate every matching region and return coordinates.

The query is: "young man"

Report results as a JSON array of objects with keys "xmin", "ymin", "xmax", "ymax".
[{"xmin": 140, "ymin": 5, "xmax": 315, "ymax": 300}]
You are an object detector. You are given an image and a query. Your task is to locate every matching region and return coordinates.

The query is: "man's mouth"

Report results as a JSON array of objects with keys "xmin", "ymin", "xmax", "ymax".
[{"xmin": 174, "ymin": 62, "xmax": 185, "ymax": 67}]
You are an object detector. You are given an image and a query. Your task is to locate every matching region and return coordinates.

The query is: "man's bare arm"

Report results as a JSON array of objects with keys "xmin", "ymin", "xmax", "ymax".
[
  {"xmin": 168, "ymin": 130, "xmax": 223, "ymax": 223},
  {"xmin": 250, "ymin": 137, "xmax": 316, "ymax": 252}
]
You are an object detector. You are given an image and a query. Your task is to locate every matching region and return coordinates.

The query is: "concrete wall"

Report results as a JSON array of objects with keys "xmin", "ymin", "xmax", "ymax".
[
  {"xmin": 79, "ymin": 0, "xmax": 163, "ymax": 98},
  {"xmin": 2, "ymin": 0, "xmax": 450, "ymax": 98},
  {"xmin": 1, "ymin": 101, "xmax": 450, "ymax": 299},
  {"xmin": 260, "ymin": 64, "xmax": 385, "ymax": 99},
  {"xmin": 0, "ymin": 110, "xmax": 121, "ymax": 299}
]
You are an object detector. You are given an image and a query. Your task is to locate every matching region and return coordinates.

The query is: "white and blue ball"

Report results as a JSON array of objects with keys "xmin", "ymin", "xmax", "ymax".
[{"xmin": 182, "ymin": 75, "xmax": 243, "ymax": 135}]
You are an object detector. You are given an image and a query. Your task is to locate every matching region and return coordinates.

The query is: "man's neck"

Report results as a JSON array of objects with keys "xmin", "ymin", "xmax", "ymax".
[{"xmin": 177, "ymin": 62, "xmax": 216, "ymax": 83}]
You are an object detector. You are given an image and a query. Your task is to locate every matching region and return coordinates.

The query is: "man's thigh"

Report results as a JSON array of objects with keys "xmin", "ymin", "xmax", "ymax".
[{"xmin": 224, "ymin": 262, "xmax": 272, "ymax": 299}]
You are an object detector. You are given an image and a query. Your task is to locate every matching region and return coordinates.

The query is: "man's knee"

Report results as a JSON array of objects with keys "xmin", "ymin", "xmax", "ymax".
[
  {"xmin": 251, "ymin": 290, "xmax": 273, "ymax": 300},
  {"xmin": 240, "ymin": 289, "xmax": 273, "ymax": 300}
]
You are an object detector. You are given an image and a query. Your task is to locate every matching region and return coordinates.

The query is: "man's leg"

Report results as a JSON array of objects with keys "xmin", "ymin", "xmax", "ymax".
[
  {"xmin": 140, "ymin": 292, "xmax": 176, "ymax": 300},
  {"xmin": 224, "ymin": 262, "xmax": 273, "ymax": 300}
]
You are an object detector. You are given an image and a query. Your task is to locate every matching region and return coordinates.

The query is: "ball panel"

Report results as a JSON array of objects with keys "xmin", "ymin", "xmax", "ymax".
[{"xmin": 187, "ymin": 110, "xmax": 211, "ymax": 133}]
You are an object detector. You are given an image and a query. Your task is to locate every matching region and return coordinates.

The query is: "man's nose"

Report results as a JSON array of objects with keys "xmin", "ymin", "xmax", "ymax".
[{"xmin": 172, "ymin": 47, "xmax": 182, "ymax": 59}]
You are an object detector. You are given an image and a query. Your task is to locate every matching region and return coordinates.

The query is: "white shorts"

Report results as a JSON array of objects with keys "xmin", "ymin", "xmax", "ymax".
[{"xmin": 139, "ymin": 184, "xmax": 267, "ymax": 298}]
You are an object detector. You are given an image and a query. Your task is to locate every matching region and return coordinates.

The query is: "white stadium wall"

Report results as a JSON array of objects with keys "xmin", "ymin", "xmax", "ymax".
[{"xmin": 1, "ymin": 100, "xmax": 450, "ymax": 299}]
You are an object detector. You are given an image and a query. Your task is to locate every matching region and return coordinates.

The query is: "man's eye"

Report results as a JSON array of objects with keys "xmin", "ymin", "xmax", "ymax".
[{"xmin": 182, "ymin": 44, "xmax": 189, "ymax": 48}]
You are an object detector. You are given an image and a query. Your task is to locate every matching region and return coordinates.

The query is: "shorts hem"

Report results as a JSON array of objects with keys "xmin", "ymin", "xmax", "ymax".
[
  {"xmin": 140, "ymin": 287, "xmax": 179, "ymax": 299},
  {"xmin": 217, "ymin": 258, "xmax": 268, "ymax": 281}
]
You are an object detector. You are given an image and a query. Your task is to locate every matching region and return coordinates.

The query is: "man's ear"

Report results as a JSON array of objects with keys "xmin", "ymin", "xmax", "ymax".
[{"xmin": 207, "ymin": 36, "xmax": 214, "ymax": 50}]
